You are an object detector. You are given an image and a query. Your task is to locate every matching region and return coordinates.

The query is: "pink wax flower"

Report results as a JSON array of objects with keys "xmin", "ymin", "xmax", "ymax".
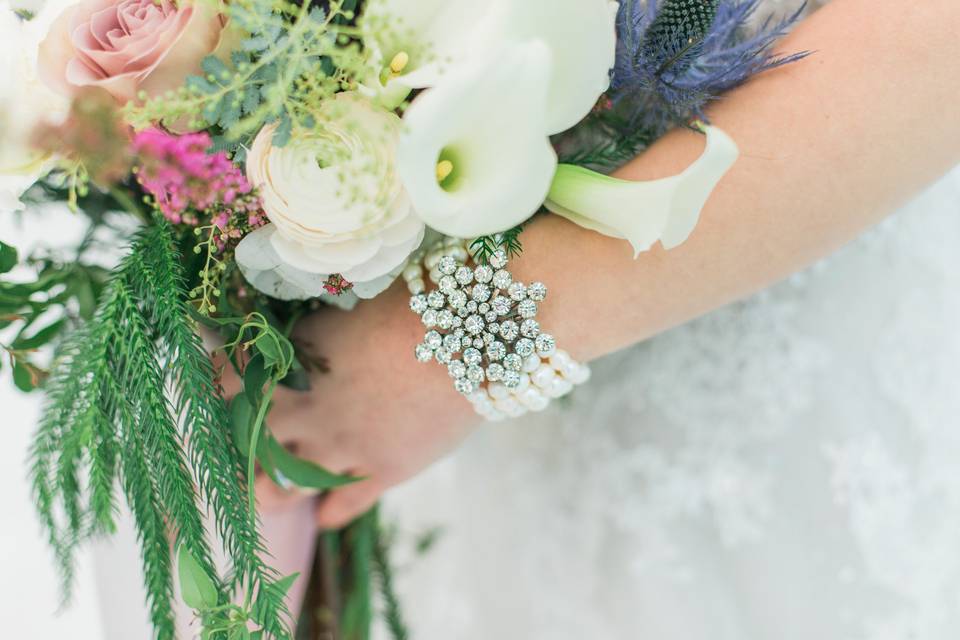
[{"xmin": 132, "ymin": 127, "xmax": 260, "ymax": 225}]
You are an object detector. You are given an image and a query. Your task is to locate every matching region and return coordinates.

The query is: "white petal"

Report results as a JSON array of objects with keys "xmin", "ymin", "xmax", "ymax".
[
  {"xmin": 235, "ymin": 225, "xmax": 283, "ymax": 271},
  {"xmin": 362, "ymin": 0, "xmax": 501, "ymax": 89},
  {"xmin": 397, "ymin": 41, "xmax": 557, "ymax": 238},
  {"xmin": 491, "ymin": 0, "xmax": 618, "ymax": 134},
  {"xmin": 236, "ymin": 227, "xmax": 327, "ymax": 301},
  {"xmin": 545, "ymin": 125, "xmax": 739, "ymax": 256}
]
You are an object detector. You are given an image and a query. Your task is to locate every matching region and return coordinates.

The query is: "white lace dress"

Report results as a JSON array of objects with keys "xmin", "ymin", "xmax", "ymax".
[
  {"xmin": 381, "ymin": 166, "xmax": 960, "ymax": 640},
  {"xmin": 379, "ymin": 2, "xmax": 960, "ymax": 629}
]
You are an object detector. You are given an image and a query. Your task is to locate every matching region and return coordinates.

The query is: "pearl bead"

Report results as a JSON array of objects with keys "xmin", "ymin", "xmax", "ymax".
[
  {"xmin": 566, "ymin": 364, "xmax": 591, "ymax": 385},
  {"xmin": 512, "ymin": 372, "xmax": 530, "ymax": 393},
  {"xmin": 488, "ymin": 382, "xmax": 510, "ymax": 400},
  {"xmin": 546, "ymin": 377, "xmax": 574, "ymax": 399},
  {"xmin": 531, "ymin": 364, "xmax": 557, "ymax": 389},
  {"xmin": 493, "ymin": 396, "xmax": 523, "ymax": 415},
  {"xmin": 402, "ymin": 264, "xmax": 422, "ymax": 282},
  {"xmin": 424, "ymin": 251, "xmax": 443, "ymax": 269},
  {"xmin": 522, "ymin": 354, "xmax": 541, "ymax": 373},
  {"xmin": 521, "ymin": 388, "xmax": 550, "ymax": 411},
  {"xmin": 549, "ymin": 350, "xmax": 572, "ymax": 371},
  {"xmin": 429, "ymin": 267, "xmax": 442, "ymax": 283},
  {"xmin": 478, "ymin": 406, "xmax": 506, "ymax": 422},
  {"xmin": 408, "ymin": 278, "xmax": 425, "ymax": 294}
]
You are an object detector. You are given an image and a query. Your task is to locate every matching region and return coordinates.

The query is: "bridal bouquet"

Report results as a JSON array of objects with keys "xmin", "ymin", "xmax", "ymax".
[{"xmin": 0, "ymin": 0, "xmax": 802, "ymax": 637}]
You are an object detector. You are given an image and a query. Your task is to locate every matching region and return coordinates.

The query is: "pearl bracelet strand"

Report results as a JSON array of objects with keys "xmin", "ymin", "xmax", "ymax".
[{"xmin": 403, "ymin": 237, "xmax": 590, "ymax": 421}]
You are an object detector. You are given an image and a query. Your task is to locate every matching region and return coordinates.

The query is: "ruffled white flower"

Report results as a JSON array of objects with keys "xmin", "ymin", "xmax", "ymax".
[
  {"xmin": 0, "ymin": 1, "xmax": 69, "ymax": 213},
  {"xmin": 237, "ymin": 93, "xmax": 424, "ymax": 300},
  {"xmin": 396, "ymin": 41, "xmax": 557, "ymax": 238}
]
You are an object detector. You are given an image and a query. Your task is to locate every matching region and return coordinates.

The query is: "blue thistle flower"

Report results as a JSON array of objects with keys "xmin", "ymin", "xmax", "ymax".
[{"xmin": 611, "ymin": 0, "xmax": 809, "ymax": 134}]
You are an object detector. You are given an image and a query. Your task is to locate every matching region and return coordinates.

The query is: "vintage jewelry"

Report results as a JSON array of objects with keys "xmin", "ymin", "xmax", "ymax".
[{"xmin": 404, "ymin": 238, "xmax": 591, "ymax": 421}]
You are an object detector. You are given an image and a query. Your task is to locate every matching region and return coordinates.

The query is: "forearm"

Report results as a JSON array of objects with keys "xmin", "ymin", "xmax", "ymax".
[
  {"xmin": 515, "ymin": 0, "xmax": 960, "ymax": 361},
  {"xmin": 280, "ymin": 0, "xmax": 960, "ymax": 527}
]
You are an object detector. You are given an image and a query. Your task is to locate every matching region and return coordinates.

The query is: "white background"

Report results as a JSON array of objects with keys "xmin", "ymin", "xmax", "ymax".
[{"xmin": 1, "ymin": 213, "xmax": 105, "ymax": 638}]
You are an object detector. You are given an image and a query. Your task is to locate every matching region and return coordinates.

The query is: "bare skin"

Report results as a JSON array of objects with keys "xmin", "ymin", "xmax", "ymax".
[{"xmin": 255, "ymin": 0, "xmax": 960, "ymax": 535}]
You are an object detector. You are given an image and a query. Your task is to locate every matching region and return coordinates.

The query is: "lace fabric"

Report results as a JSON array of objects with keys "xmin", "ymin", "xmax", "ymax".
[{"xmin": 381, "ymin": 144, "xmax": 960, "ymax": 640}]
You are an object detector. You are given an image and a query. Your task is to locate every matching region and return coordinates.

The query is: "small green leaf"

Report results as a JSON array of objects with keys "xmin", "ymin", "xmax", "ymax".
[
  {"xmin": 0, "ymin": 241, "xmax": 17, "ymax": 274},
  {"xmin": 177, "ymin": 545, "xmax": 219, "ymax": 611},
  {"xmin": 13, "ymin": 317, "xmax": 65, "ymax": 350},
  {"xmin": 243, "ymin": 354, "xmax": 268, "ymax": 406},
  {"xmin": 13, "ymin": 360, "xmax": 37, "ymax": 392},
  {"xmin": 266, "ymin": 436, "xmax": 358, "ymax": 490},
  {"xmin": 201, "ymin": 55, "xmax": 230, "ymax": 80},
  {"xmin": 255, "ymin": 334, "xmax": 284, "ymax": 371},
  {"xmin": 251, "ymin": 574, "xmax": 300, "ymax": 625}
]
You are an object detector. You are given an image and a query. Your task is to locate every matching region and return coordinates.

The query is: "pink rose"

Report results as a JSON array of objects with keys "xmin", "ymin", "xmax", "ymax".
[{"xmin": 37, "ymin": 0, "xmax": 226, "ymax": 103}]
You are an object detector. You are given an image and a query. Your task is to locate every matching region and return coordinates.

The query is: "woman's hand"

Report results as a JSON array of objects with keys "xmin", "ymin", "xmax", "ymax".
[{"xmin": 254, "ymin": 282, "xmax": 479, "ymax": 528}]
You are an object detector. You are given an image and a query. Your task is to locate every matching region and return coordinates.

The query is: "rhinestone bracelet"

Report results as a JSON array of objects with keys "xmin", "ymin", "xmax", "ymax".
[{"xmin": 403, "ymin": 237, "xmax": 591, "ymax": 421}]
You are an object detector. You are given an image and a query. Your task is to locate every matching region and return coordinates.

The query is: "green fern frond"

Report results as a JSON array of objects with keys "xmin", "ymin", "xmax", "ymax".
[{"xmin": 30, "ymin": 221, "xmax": 292, "ymax": 639}]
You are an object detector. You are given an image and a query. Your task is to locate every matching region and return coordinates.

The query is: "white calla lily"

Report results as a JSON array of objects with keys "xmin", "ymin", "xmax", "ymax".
[
  {"xmin": 545, "ymin": 125, "xmax": 739, "ymax": 256},
  {"xmin": 489, "ymin": 0, "xmax": 618, "ymax": 135},
  {"xmin": 363, "ymin": 0, "xmax": 617, "ymax": 136},
  {"xmin": 361, "ymin": 0, "xmax": 497, "ymax": 91},
  {"xmin": 397, "ymin": 41, "xmax": 557, "ymax": 238}
]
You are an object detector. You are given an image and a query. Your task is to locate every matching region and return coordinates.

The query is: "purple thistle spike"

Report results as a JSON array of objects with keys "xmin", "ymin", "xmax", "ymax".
[{"xmin": 611, "ymin": 0, "xmax": 810, "ymax": 134}]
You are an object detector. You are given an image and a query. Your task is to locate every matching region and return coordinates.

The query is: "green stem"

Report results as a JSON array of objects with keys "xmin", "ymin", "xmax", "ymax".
[
  {"xmin": 243, "ymin": 378, "xmax": 277, "ymax": 611},
  {"xmin": 108, "ymin": 186, "xmax": 150, "ymax": 225}
]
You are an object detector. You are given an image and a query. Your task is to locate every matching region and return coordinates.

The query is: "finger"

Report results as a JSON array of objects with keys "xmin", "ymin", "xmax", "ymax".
[
  {"xmin": 314, "ymin": 479, "xmax": 384, "ymax": 530},
  {"xmin": 255, "ymin": 469, "xmax": 308, "ymax": 513}
]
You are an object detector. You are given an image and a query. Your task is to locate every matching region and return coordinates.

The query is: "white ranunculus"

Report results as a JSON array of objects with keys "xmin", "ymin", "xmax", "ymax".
[
  {"xmin": 237, "ymin": 93, "xmax": 424, "ymax": 300},
  {"xmin": 545, "ymin": 125, "xmax": 740, "ymax": 256},
  {"xmin": 396, "ymin": 41, "xmax": 557, "ymax": 239},
  {"xmin": 0, "ymin": 1, "xmax": 69, "ymax": 213}
]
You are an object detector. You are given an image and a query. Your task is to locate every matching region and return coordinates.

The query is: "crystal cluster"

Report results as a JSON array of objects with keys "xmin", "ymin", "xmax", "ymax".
[{"xmin": 409, "ymin": 248, "xmax": 556, "ymax": 396}]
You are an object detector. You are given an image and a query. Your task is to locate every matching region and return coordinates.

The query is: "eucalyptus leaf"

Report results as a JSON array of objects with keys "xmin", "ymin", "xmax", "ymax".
[
  {"xmin": 12, "ymin": 360, "xmax": 37, "ymax": 392},
  {"xmin": 266, "ymin": 436, "xmax": 357, "ymax": 490},
  {"xmin": 177, "ymin": 545, "xmax": 219, "ymax": 610},
  {"xmin": 13, "ymin": 317, "xmax": 66, "ymax": 350},
  {"xmin": 243, "ymin": 354, "xmax": 269, "ymax": 406},
  {"xmin": 0, "ymin": 240, "xmax": 17, "ymax": 274}
]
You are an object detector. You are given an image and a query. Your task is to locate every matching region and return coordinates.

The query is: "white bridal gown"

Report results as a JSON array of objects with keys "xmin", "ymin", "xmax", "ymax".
[
  {"xmin": 377, "ymin": 4, "xmax": 960, "ymax": 638},
  {"xmin": 381, "ymin": 166, "xmax": 960, "ymax": 640}
]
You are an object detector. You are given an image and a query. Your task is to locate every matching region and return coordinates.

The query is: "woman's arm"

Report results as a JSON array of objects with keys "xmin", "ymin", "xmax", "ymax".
[
  {"xmin": 265, "ymin": 0, "xmax": 960, "ymax": 527},
  {"xmin": 525, "ymin": 0, "xmax": 960, "ymax": 361}
]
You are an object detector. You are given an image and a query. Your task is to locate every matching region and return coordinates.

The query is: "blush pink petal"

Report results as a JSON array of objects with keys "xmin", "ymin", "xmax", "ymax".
[
  {"xmin": 37, "ymin": 6, "xmax": 81, "ymax": 96},
  {"xmin": 37, "ymin": 0, "xmax": 225, "ymax": 104},
  {"xmin": 138, "ymin": 4, "xmax": 224, "ymax": 98}
]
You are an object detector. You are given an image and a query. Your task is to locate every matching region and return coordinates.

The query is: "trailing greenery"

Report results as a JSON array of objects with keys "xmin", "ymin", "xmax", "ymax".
[
  {"xmin": 29, "ymin": 222, "xmax": 293, "ymax": 638},
  {"xmin": 372, "ymin": 515, "xmax": 408, "ymax": 640}
]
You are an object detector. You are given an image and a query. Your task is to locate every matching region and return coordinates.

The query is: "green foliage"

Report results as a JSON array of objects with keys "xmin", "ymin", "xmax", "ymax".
[
  {"xmin": 125, "ymin": 0, "xmax": 368, "ymax": 157},
  {"xmin": 29, "ymin": 222, "xmax": 293, "ymax": 639},
  {"xmin": 1, "ymin": 238, "xmax": 108, "ymax": 391},
  {"xmin": 372, "ymin": 517, "xmax": 408, "ymax": 640},
  {"xmin": 471, "ymin": 224, "xmax": 526, "ymax": 265},
  {"xmin": 339, "ymin": 509, "xmax": 376, "ymax": 640},
  {"xmin": 555, "ymin": 105, "xmax": 658, "ymax": 172}
]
